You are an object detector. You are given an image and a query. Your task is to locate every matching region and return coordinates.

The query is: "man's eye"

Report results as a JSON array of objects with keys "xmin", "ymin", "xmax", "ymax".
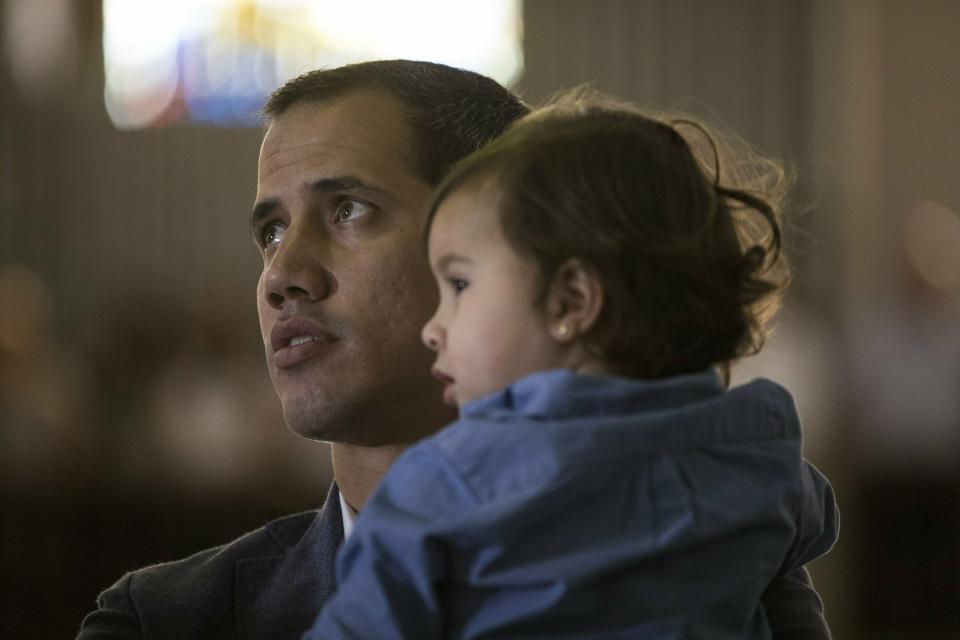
[
  {"xmin": 334, "ymin": 200, "xmax": 373, "ymax": 223},
  {"xmin": 262, "ymin": 223, "xmax": 285, "ymax": 247}
]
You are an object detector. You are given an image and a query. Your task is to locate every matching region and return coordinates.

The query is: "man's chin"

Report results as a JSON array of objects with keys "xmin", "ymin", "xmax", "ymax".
[
  {"xmin": 275, "ymin": 371, "xmax": 455, "ymax": 446},
  {"xmin": 281, "ymin": 402, "xmax": 353, "ymax": 444},
  {"xmin": 280, "ymin": 399, "xmax": 398, "ymax": 447}
]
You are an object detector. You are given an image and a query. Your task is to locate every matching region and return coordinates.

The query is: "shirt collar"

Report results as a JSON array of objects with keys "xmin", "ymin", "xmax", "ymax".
[
  {"xmin": 461, "ymin": 369, "xmax": 724, "ymax": 421},
  {"xmin": 339, "ymin": 490, "xmax": 357, "ymax": 540}
]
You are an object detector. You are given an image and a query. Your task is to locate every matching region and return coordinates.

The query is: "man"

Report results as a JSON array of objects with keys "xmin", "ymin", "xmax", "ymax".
[{"xmin": 78, "ymin": 60, "xmax": 831, "ymax": 639}]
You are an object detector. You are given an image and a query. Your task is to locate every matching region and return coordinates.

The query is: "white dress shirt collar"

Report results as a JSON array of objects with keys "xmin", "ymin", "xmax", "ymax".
[{"xmin": 339, "ymin": 490, "xmax": 357, "ymax": 540}]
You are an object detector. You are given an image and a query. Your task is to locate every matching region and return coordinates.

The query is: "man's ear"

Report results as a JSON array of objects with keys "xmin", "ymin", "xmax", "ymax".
[{"xmin": 545, "ymin": 258, "xmax": 604, "ymax": 342}]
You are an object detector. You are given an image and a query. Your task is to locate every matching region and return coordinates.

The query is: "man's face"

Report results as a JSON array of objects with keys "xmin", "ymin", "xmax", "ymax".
[{"xmin": 253, "ymin": 89, "xmax": 455, "ymax": 445}]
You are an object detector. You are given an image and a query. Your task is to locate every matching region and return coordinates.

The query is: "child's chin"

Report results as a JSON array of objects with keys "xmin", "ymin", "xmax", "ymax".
[{"xmin": 443, "ymin": 384, "xmax": 459, "ymax": 407}]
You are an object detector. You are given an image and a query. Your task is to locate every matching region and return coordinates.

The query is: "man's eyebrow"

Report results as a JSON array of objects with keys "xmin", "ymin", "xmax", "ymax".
[
  {"xmin": 249, "ymin": 198, "xmax": 279, "ymax": 238},
  {"xmin": 307, "ymin": 176, "xmax": 388, "ymax": 198}
]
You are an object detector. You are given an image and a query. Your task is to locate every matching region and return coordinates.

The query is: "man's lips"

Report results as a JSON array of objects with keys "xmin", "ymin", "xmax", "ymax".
[
  {"xmin": 431, "ymin": 367, "xmax": 457, "ymax": 406},
  {"xmin": 270, "ymin": 317, "xmax": 339, "ymax": 369}
]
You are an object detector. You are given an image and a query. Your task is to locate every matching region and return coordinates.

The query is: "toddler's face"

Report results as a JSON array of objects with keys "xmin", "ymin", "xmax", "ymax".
[{"xmin": 421, "ymin": 185, "xmax": 568, "ymax": 407}]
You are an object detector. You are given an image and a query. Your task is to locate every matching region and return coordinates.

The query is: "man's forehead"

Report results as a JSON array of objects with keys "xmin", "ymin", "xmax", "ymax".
[
  {"xmin": 257, "ymin": 134, "xmax": 353, "ymax": 183},
  {"xmin": 258, "ymin": 91, "xmax": 415, "ymax": 178}
]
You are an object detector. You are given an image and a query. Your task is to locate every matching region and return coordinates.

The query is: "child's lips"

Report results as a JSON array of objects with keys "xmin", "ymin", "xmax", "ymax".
[
  {"xmin": 441, "ymin": 384, "xmax": 457, "ymax": 407},
  {"xmin": 430, "ymin": 366, "xmax": 454, "ymax": 385},
  {"xmin": 431, "ymin": 367, "xmax": 457, "ymax": 406}
]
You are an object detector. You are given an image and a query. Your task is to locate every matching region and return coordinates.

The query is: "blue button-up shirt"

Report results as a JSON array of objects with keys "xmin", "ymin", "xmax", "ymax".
[{"xmin": 306, "ymin": 370, "xmax": 839, "ymax": 639}]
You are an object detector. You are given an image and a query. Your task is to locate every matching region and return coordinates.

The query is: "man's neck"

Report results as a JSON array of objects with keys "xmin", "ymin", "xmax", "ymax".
[{"xmin": 331, "ymin": 442, "xmax": 409, "ymax": 512}]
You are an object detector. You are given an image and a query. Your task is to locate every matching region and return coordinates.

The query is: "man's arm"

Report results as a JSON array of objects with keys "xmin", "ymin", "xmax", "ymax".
[
  {"xmin": 76, "ymin": 573, "xmax": 143, "ymax": 640},
  {"xmin": 762, "ymin": 566, "xmax": 832, "ymax": 640}
]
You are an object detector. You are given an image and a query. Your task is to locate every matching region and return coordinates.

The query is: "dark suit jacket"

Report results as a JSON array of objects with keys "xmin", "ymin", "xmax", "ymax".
[{"xmin": 77, "ymin": 483, "xmax": 831, "ymax": 639}]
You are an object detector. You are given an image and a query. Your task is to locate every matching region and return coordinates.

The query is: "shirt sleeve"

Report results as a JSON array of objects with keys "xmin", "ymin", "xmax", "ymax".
[
  {"xmin": 304, "ymin": 444, "xmax": 477, "ymax": 640},
  {"xmin": 762, "ymin": 458, "xmax": 839, "ymax": 640},
  {"xmin": 786, "ymin": 460, "xmax": 841, "ymax": 570}
]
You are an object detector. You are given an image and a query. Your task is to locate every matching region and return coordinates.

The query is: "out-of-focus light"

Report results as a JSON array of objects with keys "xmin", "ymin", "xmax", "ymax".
[
  {"xmin": 102, "ymin": 0, "xmax": 523, "ymax": 129},
  {"xmin": 306, "ymin": 0, "xmax": 523, "ymax": 84},
  {"xmin": 103, "ymin": 1, "xmax": 181, "ymax": 70},
  {"xmin": 103, "ymin": 0, "xmax": 187, "ymax": 128},
  {"xmin": 903, "ymin": 200, "xmax": 960, "ymax": 291}
]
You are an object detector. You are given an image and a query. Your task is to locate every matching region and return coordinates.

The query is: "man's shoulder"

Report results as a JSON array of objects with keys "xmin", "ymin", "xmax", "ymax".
[
  {"xmin": 125, "ymin": 509, "xmax": 319, "ymax": 593},
  {"xmin": 78, "ymin": 491, "xmax": 344, "ymax": 640}
]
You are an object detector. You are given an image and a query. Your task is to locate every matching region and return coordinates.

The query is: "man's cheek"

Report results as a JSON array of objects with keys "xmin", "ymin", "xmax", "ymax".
[{"xmin": 376, "ymin": 258, "xmax": 432, "ymax": 323}]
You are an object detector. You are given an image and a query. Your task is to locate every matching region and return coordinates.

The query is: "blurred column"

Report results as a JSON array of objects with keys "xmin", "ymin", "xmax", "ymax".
[
  {"xmin": 521, "ymin": 0, "xmax": 811, "ymax": 159},
  {"xmin": 810, "ymin": 1, "xmax": 960, "ymax": 636}
]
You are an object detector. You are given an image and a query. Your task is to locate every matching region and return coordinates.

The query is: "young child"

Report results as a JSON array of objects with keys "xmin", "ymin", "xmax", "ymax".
[{"xmin": 305, "ymin": 96, "xmax": 839, "ymax": 639}]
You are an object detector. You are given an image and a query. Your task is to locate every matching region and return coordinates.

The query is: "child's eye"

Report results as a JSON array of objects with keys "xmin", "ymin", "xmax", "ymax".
[{"xmin": 449, "ymin": 278, "xmax": 468, "ymax": 294}]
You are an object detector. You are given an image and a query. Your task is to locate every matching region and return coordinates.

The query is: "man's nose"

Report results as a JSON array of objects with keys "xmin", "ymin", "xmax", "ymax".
[{"xmin": 261, "ymin": 227, "xmax": 334, "ymax": 310}]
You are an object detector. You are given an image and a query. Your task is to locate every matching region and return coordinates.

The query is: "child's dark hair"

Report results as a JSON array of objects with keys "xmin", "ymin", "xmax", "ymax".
[{"xmin": 426, "ymin": 93, "xmax": 791, "ymax": 384}]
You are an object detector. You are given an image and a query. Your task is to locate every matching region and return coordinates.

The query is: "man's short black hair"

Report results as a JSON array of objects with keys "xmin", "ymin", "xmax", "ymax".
[{"xmin": 263, "ymin": 59, "xmax": 530, "ymax": 185}]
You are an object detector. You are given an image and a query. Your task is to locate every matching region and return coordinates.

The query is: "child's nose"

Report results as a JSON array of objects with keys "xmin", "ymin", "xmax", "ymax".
[{"xmin": 421, "ymin": 312, "xmax": 444, "ymax": 351}]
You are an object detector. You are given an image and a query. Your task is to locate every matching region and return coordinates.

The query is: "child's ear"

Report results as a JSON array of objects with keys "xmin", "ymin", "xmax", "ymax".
[{"xmin": 545, "ymin": 258, "xmax": 604, "ymax": 342}]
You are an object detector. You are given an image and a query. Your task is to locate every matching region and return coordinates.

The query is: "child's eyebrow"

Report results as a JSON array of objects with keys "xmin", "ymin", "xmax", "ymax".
[{"xmin": 434, "ymin": 253, "xmax": 472, "ymax": 271}]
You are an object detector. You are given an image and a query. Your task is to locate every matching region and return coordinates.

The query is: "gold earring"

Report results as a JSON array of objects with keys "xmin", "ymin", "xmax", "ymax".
[{"xmin": 555, "ymin": 324, "xmax": 570, "ymax": 339}]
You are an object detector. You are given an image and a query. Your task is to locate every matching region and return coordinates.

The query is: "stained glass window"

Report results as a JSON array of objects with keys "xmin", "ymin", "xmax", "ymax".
[{"xmin": 103, "ymin": 0, "xmax": 523, "ymax": 129}]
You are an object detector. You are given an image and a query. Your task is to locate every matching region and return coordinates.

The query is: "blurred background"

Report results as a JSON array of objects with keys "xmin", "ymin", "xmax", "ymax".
[{"xmin": 1, "ymin": 0, "xmax": 958, "ymax": 638}]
